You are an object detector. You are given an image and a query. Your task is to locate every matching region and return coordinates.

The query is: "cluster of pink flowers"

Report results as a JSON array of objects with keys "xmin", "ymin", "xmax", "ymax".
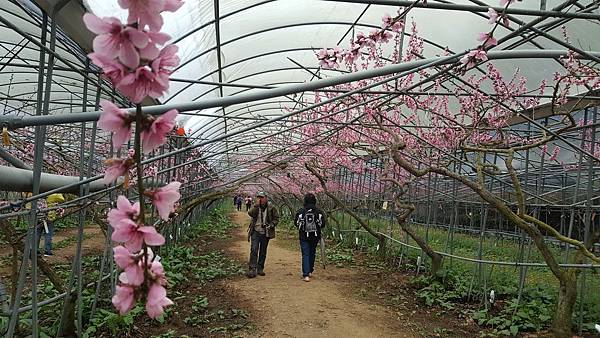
[
  {"xmin": 461, "ymin": 1, "xmax": 517, "ymax": 70},
  {"xmin": 84, "ymin": 0, "xmax": 182, "ymax": 103},
  {"xmin": 317, "ymin": 9, "xmax": 405, "ymax": 69},
  {"xmin": 84, "ymin": 0, "xmax": 185, "ymax": 319}
]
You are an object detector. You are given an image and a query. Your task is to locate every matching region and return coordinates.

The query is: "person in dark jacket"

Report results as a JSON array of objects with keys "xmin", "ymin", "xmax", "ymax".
[
  {"xmin": 246, "ymin": 191, "xmax": 279, "ymax": 278},
  {"xmin": 294, "ymin": 193, "xmax": 326, "ymax": 282}
]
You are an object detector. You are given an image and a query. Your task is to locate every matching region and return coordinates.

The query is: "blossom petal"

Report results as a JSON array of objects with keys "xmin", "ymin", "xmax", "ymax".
[
  {"xmin": 112, "ymin": 285, "xmax": 135, "ymax": 314},
  {"xmin": 138, "ymin": 226, "xmax": 166, "ymax": 246},
  {"xmin": 113, "ymin": 245, "xmax": 134, "ymax": 268},
  {"xmin": 83, "ymin": 13, "xmax": 114, "ymax": 34},
  {"xmin": 146, "ymin": 283, "xmax": 173, "ymax": 319}
]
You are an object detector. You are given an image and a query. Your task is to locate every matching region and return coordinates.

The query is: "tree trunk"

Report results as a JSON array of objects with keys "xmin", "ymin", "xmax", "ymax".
[
  {"xmin": 58, "ymin": 294, "xmax": 77, "ymax": 337},
  {"xmin": 430, "ymin": 253, "xmax": 443, "ymax": 276},
  {"xmin": 378, "ymin": 235, "xmax": 387, "ymax": 256},
  {"xmin": 397, "ymin": 220, "xmax": 443, "ymax": 276},
  {"xmin": 551, "ymin": 270, "xmax": 577, "ymax": 338}
]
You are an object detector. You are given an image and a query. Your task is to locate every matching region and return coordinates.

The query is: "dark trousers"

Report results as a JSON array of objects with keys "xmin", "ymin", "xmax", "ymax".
[
  {"xmin": 300, "ymin": 239, "xmax": 318, "ymax": 277},
  {"xmin": 249, "ymin": 231, "xmax": 270, "ymax": 272},
  {"xmin": 236, "ymin": 203, "xmax": 242, "ymax": 211},
  {"xmin": 36, "ymin": 221, "xmax": 54, "ymax": 255},
  {"xmin": 246, "ymin": 203, "xmax": 251, "ymax": 211}
]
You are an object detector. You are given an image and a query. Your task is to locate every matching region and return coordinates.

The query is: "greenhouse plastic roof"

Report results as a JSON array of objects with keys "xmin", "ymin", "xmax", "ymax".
[{"xmin": 2, "ymin": 0, "xmax": 600, "ymax": 163}]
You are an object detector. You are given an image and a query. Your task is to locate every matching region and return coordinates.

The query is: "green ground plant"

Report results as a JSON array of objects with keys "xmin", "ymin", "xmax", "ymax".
[{"xmin": 315, "ymin": 211, "xmax": 600, "ymax": 335}]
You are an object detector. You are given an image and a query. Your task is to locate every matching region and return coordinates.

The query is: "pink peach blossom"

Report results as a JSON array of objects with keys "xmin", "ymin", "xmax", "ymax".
[
  {"xmin": 477, "ymin": 32, "xmax": 498, "ymax": 47},
  {"xmin": 118, "ymin": 0, "xmax": 183, "ymax": 32},
  {"xmin": 487, "ymin": 8, "xmax": 498, "ymax": 25},
  {"xmin": 113, "ymin": 246, "xmax": 144, "ymax": 285},
  {"xmin": 150, "ymin": 181, "xmax": 181, "ymax": 220},
  {"xmin": 108, "ymin": 195, "xmax": 140, "ymax": 229},
  {"xmin": 117, "ymin": 66, "xmax": 168, "ymax": 103},
  {"xmin": 145, "ymin": 260, "xmax": 172, "ymax": 318},
  {"xmin": 118, "ymin": 0, "xmax": 164, "ymax": 31},
  {"xmin": 98, "ymin": 100, "xmax": 132, "ymax": 149},
  {"xmin": 112, "ymin": 282, "xmax": 136, "ymax": 314},
  {"xmin": 112, "ymin": 222, "xmax": 165, "ymax": 252},
  {"xmin": 145, "ymin": 282, "xmax": 173, "ymax": 318},
  {"xmin": 141, "ymin": 109, "xmax": 178, "ymax": 153},
  {"xmin": 140, "ymin": 31, "xmax": 171, "ymax": 60},
  {"xmin": 83, "ymin": 13, "xmax": 149, "ymax": 69},
  {"xmin": 103, "ymin": 158, "xmax": 133, "ymax": 184},
  {"xmin": 460, "ymin": 49, "xmax": 488, "ymax": 68},
  {"xmin": 88, "ymin": 52, "xmax": 127, "ymax": 84}
]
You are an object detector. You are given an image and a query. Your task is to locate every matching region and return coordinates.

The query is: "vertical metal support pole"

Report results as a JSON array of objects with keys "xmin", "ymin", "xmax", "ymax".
[
  {"xmin": 6, "ymin": 12, "xmax": 48, "ymax": 338},
  {"xmin": 565, "ymin": 109, "xmax": 588, "ymax": 262},
  {"xmin": 578, "ymin": 107, "xmax": 597, "ymax": 334}
]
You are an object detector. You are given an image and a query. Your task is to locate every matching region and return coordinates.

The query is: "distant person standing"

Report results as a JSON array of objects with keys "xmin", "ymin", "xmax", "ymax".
[
  {"xmin": 294, "ymin": 193, "xmax": 326, "ymax": 282},
  {"xmin": 39, "ymin": 193, "xmax": 65, "ymax": 256},
  {"xmin": 235, "ymin": 195, "xmax": 243, "ymax": 211},
  {"xmin": 245, "ymin": 196, "xmax": 252, "ymax": 211},
  {"xmin": 246, "ymin": 191, "xmax": 279, "ymax": 278}
]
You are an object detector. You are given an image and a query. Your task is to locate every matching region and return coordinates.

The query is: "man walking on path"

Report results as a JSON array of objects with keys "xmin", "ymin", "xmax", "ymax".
[
  {"xmin": 246, "ymin": 191, "xmax": 279, "ymax": 278},
  {"xmin": 294, "ymin": 193, "xmax": 326, "ymax": 282}
]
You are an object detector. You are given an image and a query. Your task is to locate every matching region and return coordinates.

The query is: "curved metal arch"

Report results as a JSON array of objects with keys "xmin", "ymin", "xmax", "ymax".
[
  {"xmin": 0, "ymin": 13, "xmax": 131, "ymax": 108},
  {"xmin": 3, "ymin": 96, "xmax": 102, "ymax": 117},
  {"xmin": 168, "ymin": 21, "xmax": 455, "ymax": 102},
  {"xmin": 0, "ymin": 34, "xmax": 90, "ymax": 70},
  {"xmin": 0, "ymin": 72, "xmax": 101, "ymax": 106},
  {"xmin": 184, "ymin": 96, "xmax": 312, "ymax": 139},
  {"xmin": 227, "ymin": 66, "xmax": 350, "ymax": 85},
  {"xmin": 190, "ymin": 64, "xmax": 350, "ymax": 102},
  {"xmin": 225, "ymin": 100, "xmax": 304, "ymax": 116},
  {"xmin": 184, "ymin": 102, "xmax": 305, "ymax": 145},
  {"xmin": 171, "ymin": 0, "xmax": 276, "ymax": 45},
  {"xmin": 226, "ymin": 80, "xmax": 322, "ymax": 97},
  {"xmin": 167, "ymin": 46, "xmax": 348, "ymax": 103},
  {"xmin": 0, "ymin": 72, "xmax": 102, "ymax": 98},
  {"xmin": 2, "ymin": 85, "xmax": 97, "ymax": 108},
  {"xmin": 192, "ymin": 101, "xmax": 350, "ymax": 155},
  {"xmin": 165, "ymin": 99, "xmax": 370, "ymax": 177},
  {"xmin": 168, "ymin": 1, "xmax": 599, "ymax": 107},
  {"xmin": 7, "ymin": 49, "xmax": 600, "ymax": 131},
  {"xmin": 6, "ymin": 0, "xmax": 90, "ymax": 56},
  {"xmin": 327, "ymin": 0, "xmax": 600, "ymax": 19},
  {"xmin": 187, "ymin": 99, "xmax": 308, "ymax": 141}
]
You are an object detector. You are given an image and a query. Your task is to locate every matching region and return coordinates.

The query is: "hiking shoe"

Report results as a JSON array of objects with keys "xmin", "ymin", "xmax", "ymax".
[
  {"xmin": 245, "ymin": 270, "xmax": 257, "ymax": 278},
  {"xmin": 257, "ymin": 270, "xmax": 265, "ymax": 276},
  {"xmin": 309, "ymin": 272, "xmax": 313, "ymax": 278},
  {"xmin": 303, "ymin": 276, "xmax": 310, "ymax": 282},
  {"xmin": 44, "ymin": 253, "xmax": 53, "ymax": 257}
]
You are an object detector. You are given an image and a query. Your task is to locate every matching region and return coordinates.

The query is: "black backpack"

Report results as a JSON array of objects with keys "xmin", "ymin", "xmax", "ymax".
[{"xmin": 297, "ymin": 208, "xmax": 322, "ymax": 235}]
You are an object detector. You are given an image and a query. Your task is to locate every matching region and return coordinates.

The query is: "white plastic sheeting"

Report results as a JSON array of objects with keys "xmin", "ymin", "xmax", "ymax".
[{"xmin": 83, "ymin": 0, "xmax": 600, "ymax": 149}]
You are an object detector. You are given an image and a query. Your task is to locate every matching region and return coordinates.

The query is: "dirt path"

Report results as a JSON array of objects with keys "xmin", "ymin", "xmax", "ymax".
[
  {"xmin": 0, "ymin": 225, "xmax": 106, "ymax": 277},
  {"xmin": 227, "ymin": 211, "xmax": 415, "ymax": 338}
]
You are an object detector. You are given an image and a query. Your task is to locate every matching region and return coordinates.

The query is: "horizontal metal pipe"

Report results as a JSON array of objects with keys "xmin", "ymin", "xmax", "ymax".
[
  {"xmin": 0, "ymin": 165, "xmax": 106, "ymax": 193},
  {"xmin": 1, "ymin": 49, "xmax": 599, "ymax": 130}
]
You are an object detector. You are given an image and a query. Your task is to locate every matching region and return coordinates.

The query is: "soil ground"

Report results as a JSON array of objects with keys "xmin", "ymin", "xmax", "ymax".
[
  {"xmin": 1, "ymin": 210, "xmax": 486, "ymax": 337},
  {"xmin": 225, "ymin": 211, "xmax": 482, "ymax": 338},
  {"xmin": 0, "ymin": 224, "xmax": 105, "ymax": 279}
]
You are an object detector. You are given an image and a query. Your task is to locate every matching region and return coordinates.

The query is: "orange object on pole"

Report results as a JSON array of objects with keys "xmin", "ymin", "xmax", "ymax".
[{"xmin": 176, "ymin": 127, "xmax": 185, "ymax": 136}]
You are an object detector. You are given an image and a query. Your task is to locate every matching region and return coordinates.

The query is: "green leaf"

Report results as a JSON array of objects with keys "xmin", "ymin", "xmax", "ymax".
[{"xmin": 509, "ymin": 325, "xmax": 519, "ymax": 336}]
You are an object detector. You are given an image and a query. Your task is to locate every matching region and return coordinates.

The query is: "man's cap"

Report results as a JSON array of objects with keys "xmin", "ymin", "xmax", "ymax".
[{"xmin": 256, "ymin": 191, "xmax": 267, "ymax": 197}]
